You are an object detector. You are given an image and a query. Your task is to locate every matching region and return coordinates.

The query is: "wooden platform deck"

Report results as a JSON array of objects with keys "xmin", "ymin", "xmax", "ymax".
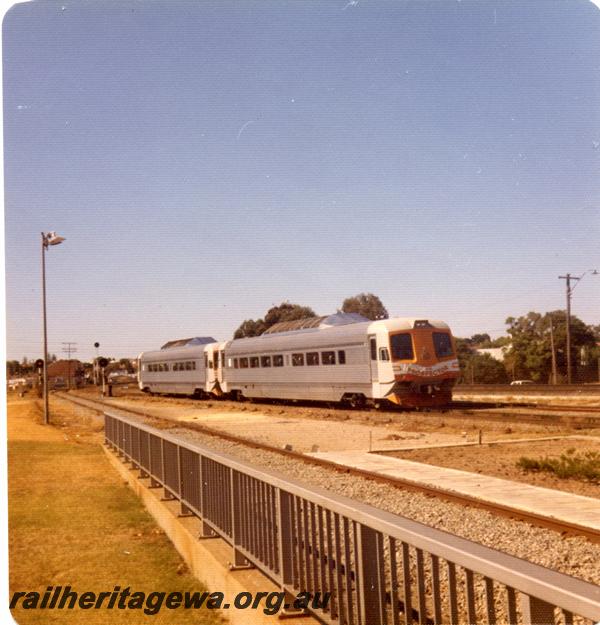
[{"xmin": 307, "ymin": 450, "xmax": 600, "ymax": 531}]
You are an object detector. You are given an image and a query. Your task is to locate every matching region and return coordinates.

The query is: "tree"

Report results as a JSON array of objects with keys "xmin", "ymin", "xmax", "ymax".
[
  {"xmin": 469, "ymin": 333, "xmax": 491, "ymax": 347},
  {"xmin": 341, "ymin": 293, "xmax": 388, "ymax": 320},
  {"xmin": 462, "ymin": 353, "xmax": 509, "ymax": 384},
  {"xmin": 233, "ymin": 318, "xmax": 267, "ymax": 339},
  {"xmin": 263, "ymin": 302, "xmax": 316, "ymax": 327},
  {"xmin": 7, "ymin": 360, "xmax": 21, "ymax": 377},
  {"xmin": 505, "ymin": 311, "xmax": 596, "ymax": 382},
  {"xmin": 233, "ymin": 302, "xmax": 317, "ymax": 339},
  {"xmin": 118, "ymin": 358, "xmax": 134, "ymax": 374}
]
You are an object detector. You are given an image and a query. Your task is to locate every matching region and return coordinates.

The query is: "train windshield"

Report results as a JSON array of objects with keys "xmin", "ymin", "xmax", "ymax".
[
  {"xmin": 390, "ymin": 333, "xmax": 414, "ymax": 360},
  {"xmin": 433, "ymin": 332, "xmax": 453, "ymax": 357}
]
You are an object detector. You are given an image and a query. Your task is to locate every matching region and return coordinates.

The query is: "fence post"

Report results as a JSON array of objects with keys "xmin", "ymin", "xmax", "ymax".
[
  {"xmin": 357, "ymin": 524, "xmax": 386, "ymax": 625},
  {"xmin": 521, "ymin": 594, "xmax": 556, "ymax": 625},
  {"xmin": 277, "ymin": 490, "xmax": 305, "ymax": 614},
  {"xmin": 229, "ymin": 468, "xmax": 252, "ymax": 569},
  {"xmin": 177, "ymin": 446, "xmax": 193, "ymax": 517},
  {"xmin": 198, "ymin": 455, "xmax": 215, "ymax": 539}
]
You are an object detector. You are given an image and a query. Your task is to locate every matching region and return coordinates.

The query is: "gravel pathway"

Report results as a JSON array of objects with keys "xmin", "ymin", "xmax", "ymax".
[{"xmin": 165, "ymin": 422, "xmax": 600, "ymax": 587}]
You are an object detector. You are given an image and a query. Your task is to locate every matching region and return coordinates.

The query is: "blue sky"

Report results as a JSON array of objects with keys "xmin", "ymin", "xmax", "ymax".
[{"xmin": 3, "ymin": 0, "xmax": 600, "ymax": 361}]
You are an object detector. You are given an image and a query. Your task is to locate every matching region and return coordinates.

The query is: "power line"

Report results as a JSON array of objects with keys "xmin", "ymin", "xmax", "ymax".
[{"xmin": 61, "ymin": 342, "xmax": 78, "ymax": 390}]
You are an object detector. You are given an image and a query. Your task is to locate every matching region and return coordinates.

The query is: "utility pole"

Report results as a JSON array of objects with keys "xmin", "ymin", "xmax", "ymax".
[
  {"xmin": 559, "ymin": 270, "xmax": 598, "ymax": 385},
  {"xmin": 549, "ymin": 316, "xmax": 558, "ymax": 385},
  {"xmin": 41, "ymin": 231, "xmax": 65, "ymax": 424},
  {"xmin": 558, "ymin": 274, "xmax": 574, "ymax": 385},
  {"xmin": 61, "ymin": 342, "xmax": 78, "ymax": 390},
  {"xmin": 42, "ymin": 235, "xmax": 49, "ymax": 421}
]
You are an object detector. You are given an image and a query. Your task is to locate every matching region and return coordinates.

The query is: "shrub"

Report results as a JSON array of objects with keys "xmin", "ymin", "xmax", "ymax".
[{"xmin": 517, "ymin": 451, "xmax": 600, "ymax": 482}]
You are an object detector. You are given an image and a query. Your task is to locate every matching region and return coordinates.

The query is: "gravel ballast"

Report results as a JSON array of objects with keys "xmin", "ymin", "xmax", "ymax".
[{"xmin": 160, "ymin": 422, "xmax": 600, "ymax": 587}]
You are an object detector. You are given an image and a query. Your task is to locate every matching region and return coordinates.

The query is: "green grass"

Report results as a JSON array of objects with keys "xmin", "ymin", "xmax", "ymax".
[
  {"xmin": 9, "ymin": 403, "xmax": 225, "ymax": 625},
  {"xmin": 517, "ymin": 447, "xmax": 600, "ymax": 483}
]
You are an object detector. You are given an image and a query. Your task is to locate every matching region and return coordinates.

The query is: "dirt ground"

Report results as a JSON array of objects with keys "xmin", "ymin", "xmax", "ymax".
[
  {"xmin": 383, "ymin": 438, "xmax": 600, "ymax": 499},
  {"xmin": 74, "ymin": 386, "xmax": 598, "ymax": 442}
]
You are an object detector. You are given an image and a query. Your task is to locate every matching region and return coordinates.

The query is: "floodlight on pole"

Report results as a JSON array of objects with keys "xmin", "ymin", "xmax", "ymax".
[
  {"xmin": 558, "ymin": 269, "xmax": 598, "ymax": 385},
  {"xmin": 41, "ymin": 231, "xmax": 65, "ymax": 425}
]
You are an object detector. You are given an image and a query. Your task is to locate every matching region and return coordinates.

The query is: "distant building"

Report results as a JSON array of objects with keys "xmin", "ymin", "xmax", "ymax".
[
  {"xmin": 47, "ymin": 359, "xmax": 85, "ymax": 389},
  {"xmin": 476, "ymin": 347, "xmax": 510, "ymax": 362}
]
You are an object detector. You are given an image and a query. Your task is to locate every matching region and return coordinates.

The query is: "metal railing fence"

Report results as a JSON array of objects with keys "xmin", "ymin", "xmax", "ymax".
[{"xmin": 104, "ymin": 411, "xmax": 600, "ymax": 625}]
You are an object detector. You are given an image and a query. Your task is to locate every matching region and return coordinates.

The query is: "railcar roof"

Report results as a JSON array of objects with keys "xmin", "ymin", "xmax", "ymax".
[
  {"xmin": 262, "ymin": 312, "xmax": 369, "ymax": 335},
  {"xmin": 160, "ymin": 336, "xmax": 216, "ymax": 350}
]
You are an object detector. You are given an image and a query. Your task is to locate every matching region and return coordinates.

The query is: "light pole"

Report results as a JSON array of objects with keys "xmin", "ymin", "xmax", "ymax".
[
  {"xmin": 558, "ymin": 269, "xmax": 598, "ymax": 385},
  {"xmin": 41, "ymin": 231, "xmax": 65, "ymax": 424}
]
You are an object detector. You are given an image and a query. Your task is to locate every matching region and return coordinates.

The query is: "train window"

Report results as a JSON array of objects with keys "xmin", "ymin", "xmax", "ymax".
[
  {"xmin": 390, "ymin": 334, "xmax": 414, "ymax": 360},
  {"xmin": 370, "ymin": 338, "xmax": 377, "ymax": 360},
  {"xmin": 213, "ymin": 357, "xmax": 218, "ymax": 370},
  {"xmin": 234, "ymin": 358, "xmax": 239, "ymax": 369},
  {"xmin": 186, "ymin": 361, "xmax": 192, "ymax": 371},
  {"xmin": 321, "ymin": 351, "xmax": 335, "ymax": 365},
  {"xmin": 204, "ymin": 354, "xmax": 208, "ymax": 369},
  {"xmin": 273, "ymin": 355, "xmax": 284, "ymax": 367},
  {"xmin": 338, "ymin": 350, "xmax": 346, "ymax": 364},
  {"xmin": 192, "ymin": 361, "xmax": 196, "ymax": 370},
  {"xmin": 250, "ymin": 356, "xmax": 259, "ymax": 368},
  {"xmin": 433, "ymin": 332, "xmax": 453, "ymax": 357},
  {"xmin": 306, "ymin": 352, "xmax": 319, "ymax": 366},
  {"xmin": 261, "ymin": 355, "xmax": 271, "ymax": 367},
  {"xmin": 292, "ymin": 353, "xmax": 304, "ymax": 366},
  {"xmin": 379, "ymin": 347, "xmax": 390, "ymax": 361},
  {"xmin": 240, "ymin": 357, "xmax": 249, "ymax": 369},
  {"xmin": 220, "ymin": 352, "xmax": 225, "ymax": 367}
]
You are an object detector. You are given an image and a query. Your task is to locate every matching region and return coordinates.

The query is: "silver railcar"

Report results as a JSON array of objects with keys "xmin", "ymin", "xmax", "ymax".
[{"xmin": 138, "ymin": 337, "xmax": 215, "ymax": 396}]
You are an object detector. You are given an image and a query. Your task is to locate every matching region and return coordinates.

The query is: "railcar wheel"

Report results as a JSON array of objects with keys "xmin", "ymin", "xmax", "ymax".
[
  {"xmin": 343, "ymin": 393, "xmax": 366, "ymax": 410},
  {"xmin": 232, "ymin": 390, "xmax": 245, "ymax": 403}
]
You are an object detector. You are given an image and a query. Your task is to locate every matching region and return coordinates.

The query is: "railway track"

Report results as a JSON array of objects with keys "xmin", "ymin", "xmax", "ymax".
[
  {"xmin": 453, "ymin": 401, "xmax": 600, "ymax": 413},
  {"xmin": 56, "ymin": 391, "xmax": 600, "ymax": 545},
  {"xmin": 69, "ymin": 383, "xmax": 600, "ymax": 428}
]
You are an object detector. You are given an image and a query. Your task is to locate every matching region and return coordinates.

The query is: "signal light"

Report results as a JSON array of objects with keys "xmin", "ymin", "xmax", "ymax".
[
  {"xmin": 98, "ymin": 357, "xmax": 109, "ymax": 368},
  {"xmin": 35, "ymin": 359, "xmax": 44, "ymax": 369}
]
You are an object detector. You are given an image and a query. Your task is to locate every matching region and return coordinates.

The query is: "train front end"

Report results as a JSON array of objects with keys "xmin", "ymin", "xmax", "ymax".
[{"xmin": 383, "ymin": 319, "xmax": 459, "ymax": 408}]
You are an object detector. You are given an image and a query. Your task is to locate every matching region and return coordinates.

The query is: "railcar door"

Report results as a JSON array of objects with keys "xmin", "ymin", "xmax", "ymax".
[
  {"xmin": 368, "ymin": 336, "xmax": 379, "ymax": 382},
  {"xmin": 217, "ymin": 349, "xmax": 224, "ymax": 386},
  {"xmin": 205, "ymin": 346, "xmax": 215, "ymax": 391}
]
